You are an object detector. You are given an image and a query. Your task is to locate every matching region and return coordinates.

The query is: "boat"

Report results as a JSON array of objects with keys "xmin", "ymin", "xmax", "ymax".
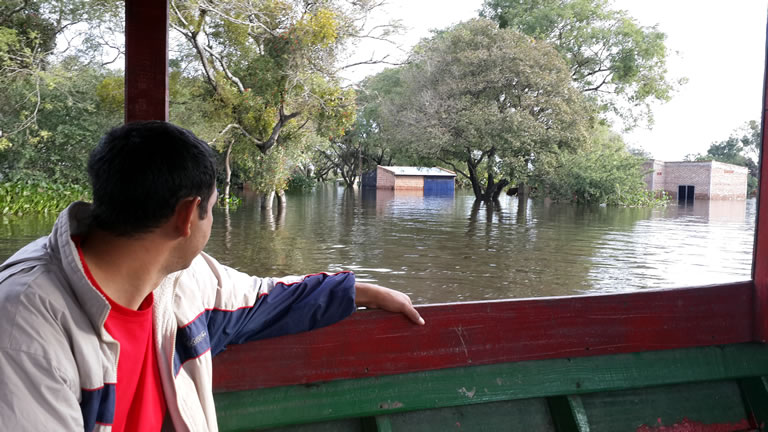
[{"xmin": 123, "ymin": 2, "xmax": 768, "ymax": 430}]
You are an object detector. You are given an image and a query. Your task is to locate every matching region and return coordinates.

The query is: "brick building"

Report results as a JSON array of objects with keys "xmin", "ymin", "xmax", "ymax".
[
  {"xmin": 643, "ymin": 160, "xmax": 748, "ymax": 201},
  {"xmin": 362, "ymin": 166, "xmax": 457, "ymax": 195}
]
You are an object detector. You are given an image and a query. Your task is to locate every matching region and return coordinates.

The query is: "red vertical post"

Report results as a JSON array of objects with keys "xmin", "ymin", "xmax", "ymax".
[
  {"xmin": 753, "ymin": 13, "xmax": 768, "ymax": 342},
  {"xmin": 124, "ymin": 0, "xmax": 169, "ymax": 122}
]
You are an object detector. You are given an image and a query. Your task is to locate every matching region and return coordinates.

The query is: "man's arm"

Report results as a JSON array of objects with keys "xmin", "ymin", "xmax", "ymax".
[
  {"xmin": 182, "ymin": 254, "xmax": 423, "ymax": 358},
  {"xmin": 354, "ymin": 282, "xmax": 425, "ymax": 325}
]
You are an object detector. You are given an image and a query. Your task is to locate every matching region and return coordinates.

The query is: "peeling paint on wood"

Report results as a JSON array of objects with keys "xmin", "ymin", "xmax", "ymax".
[
  {"xmin": 457, "ymin": 387, "xmax": 476, "ymax": 398},
  {"xmin": 378, "ymin": 401, "xmax": 403, "ymax": 410},
  {"xmin": 635, "ymin": 417, "xmax": 752, "ymax": 432}
]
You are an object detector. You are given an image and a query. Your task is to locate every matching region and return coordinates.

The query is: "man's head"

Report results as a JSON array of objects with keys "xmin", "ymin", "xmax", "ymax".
[{"xmin": 88, "ymin": 121, "xmax": 217, "ymax": 237}]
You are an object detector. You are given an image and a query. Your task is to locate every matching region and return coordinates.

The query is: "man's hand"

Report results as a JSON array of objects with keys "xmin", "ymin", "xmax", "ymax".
[{"xmin": 354, "ymin": 282, "xmax": 425, "ymax": 325}]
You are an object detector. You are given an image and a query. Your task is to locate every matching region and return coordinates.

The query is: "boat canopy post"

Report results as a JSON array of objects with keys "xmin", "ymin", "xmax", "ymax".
[{"xmin": 125, "ymin": 0, "xmax": 169, "ymax": 123}]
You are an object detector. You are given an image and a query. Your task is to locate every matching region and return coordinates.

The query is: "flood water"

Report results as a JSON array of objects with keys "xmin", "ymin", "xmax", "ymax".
[{"xmin": 0, "ymin": 186, "xmax": 756, "ymax": 304}]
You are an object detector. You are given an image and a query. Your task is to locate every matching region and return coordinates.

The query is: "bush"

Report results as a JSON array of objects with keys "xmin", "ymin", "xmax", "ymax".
[
  {"xmin": 217, "ymin": 193, "xmax": 242, "ymax": 210},
  {"xmin": 537, "ymin": 129, "xmax": 668, "ymax": 208},
  {"xmin": 0, "ymin": 179, "xmax": 90, "ymax": 215},
  {"xmin": 287, "ymin": 172, "xmax": 316, "ymax": 192}
]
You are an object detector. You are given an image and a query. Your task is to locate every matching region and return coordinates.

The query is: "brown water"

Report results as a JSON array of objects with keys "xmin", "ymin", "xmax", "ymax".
[{"xmin": 0, "ymin": 186, "xmax": 756, "ymax": 304}]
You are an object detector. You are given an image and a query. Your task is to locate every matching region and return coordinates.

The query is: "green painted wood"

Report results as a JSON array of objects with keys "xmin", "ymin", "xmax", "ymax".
[
  {"xmin": 548, "ymin": 396, "xmax": 590, "ymax": 432},
  {"xmin": 257, "ymin": 419, "xmax": 363, "ymax": 432},
  {"xmin": 374, "ymin": 416, "xmax": 392, "ymax": 432},
  {"xmin": 385, "ymin": 398, "xmax": 553, "ymax": 432},
  {"xmin": 215, "ymin": 344, "xmax": 768, "ymax": 431},
  {"xmin": 740, "ymin": 376, "xmax": 768, "ymax": 428},
  {"xmin": 580, "ymin": 381, "xmax": 749, "ymax": 431},
  {"xmin": 570, "ymin": 396, "xmax": 590, "ymax": 432}
]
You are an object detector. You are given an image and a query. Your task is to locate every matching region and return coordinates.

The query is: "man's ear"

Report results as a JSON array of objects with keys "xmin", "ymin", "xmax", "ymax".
[{"xmin": 174, "ymin": 197, "xmax": 201, "ymax": 238}]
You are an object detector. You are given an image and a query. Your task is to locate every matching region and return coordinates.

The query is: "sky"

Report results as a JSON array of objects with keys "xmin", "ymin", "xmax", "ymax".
[{"xmin": 342, "ymin": 0, "xmax": 768, "ymax": 161}]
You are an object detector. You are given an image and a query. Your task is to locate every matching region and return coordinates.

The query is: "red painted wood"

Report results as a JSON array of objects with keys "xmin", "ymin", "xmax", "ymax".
[
  {"xmin": 124, "ymin": 0, "xmax": 168, "ymax": 122},
  {"xmin": 753, "ymin": 17, "xmax": 768, "ymax": 342},
  {"xmin": 212, "ymin": 282, "xmax": 753, "ymax": 392}
]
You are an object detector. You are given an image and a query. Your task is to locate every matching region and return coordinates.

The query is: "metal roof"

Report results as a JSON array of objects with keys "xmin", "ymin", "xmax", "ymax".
[{"xmin": 380, "ymin": 166, "xmax": 456, "ymax": 177}]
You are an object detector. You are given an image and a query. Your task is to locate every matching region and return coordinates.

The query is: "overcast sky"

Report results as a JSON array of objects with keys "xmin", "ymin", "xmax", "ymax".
[{"xmin": 343, "ymin": 0, "xmax": 768, "ymax": 161}]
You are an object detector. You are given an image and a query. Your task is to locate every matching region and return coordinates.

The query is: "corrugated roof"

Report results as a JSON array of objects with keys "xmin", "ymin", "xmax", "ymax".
[{"xmin": 381, "ymin": 166, "xmax": 456, "ymax": 177}]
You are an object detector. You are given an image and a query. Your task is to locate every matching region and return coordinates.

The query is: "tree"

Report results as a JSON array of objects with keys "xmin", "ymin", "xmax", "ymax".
[
  {"xmin": 0, "ymin": 60, "xmax": 123, "ymax": 185},
  {"xmin": 534, "ymin": 125, "xmax": 664, "ymax": 206},
  {"xmin": 0, "ymin": 0, "xmax": 122, "ymax": 147},
  {"xmin": 355, "ymin": 68, "xmax": 436, "ymax": 166},
  {"xmin": 481, "ymin": 0, "xmax": 679, "ymax": 128},
  {"xmin": 0, "ymin": 0, "xmax": 125, "ymax": 183},
  {"xmin": 384, "ymin": 19, "xmax": 593, "ymax": 204},
  {"xmin": 315, "ymin": 132, "xmax": 362, "ymax": 188},
  {"xmin": 687, "ymin": 120, "xmax": 760, "ymax": 195},
  {"xmin": 168, "ymin": 0, "xmax": 395, "ymax": 203},
  {"xmin": 312, "ymin": 68, "xmax": 424, "ymax": 188},
  {"xmin": 0, "ymin": 2, "xmax": 57, "ymax": 147}
]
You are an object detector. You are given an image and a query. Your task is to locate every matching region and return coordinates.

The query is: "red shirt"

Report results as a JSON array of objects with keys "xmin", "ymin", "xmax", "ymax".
[{"xmin": 75, "ymin": 238, "xmax": 166, "ymax": 431}]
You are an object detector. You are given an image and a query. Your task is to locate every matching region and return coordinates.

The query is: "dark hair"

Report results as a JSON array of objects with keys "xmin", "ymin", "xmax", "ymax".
[{"xmin": 88, "ymin": 121, "xmax": 217, "ymax": 236}]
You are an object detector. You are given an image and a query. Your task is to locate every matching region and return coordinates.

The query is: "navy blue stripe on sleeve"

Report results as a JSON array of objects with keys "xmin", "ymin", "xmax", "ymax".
[
  {"xmin": 174, "ymin": 312, "xmax": 213, "ymax": 376},
  {"xmin": 209, "ymin": 271, "xmax": 356, "ymax": 351},
  {"xmin": 80, "ymin": 384, "xmax": 115, "ymax": 431},
  {"xmin": 173, "ymin": 271, "xmax": 356, "ymax": 375}
]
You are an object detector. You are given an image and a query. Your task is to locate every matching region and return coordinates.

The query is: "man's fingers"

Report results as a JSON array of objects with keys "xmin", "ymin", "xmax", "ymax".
[
  {"xmin": 396, "ymin": 292, "xmax": 424, "ymax": 325},
  {"xmin": 403, "ymin": 304, "xmax": 425, "ymax": 325},
  {"xmin": 356, "ymin": 282, "xmax": 425, "ymax": 325}
]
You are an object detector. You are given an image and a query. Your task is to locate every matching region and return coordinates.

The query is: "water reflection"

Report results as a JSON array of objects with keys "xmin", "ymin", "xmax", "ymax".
[
  {"xmin": 0, "ymin": 187, "xmax": 755, "ymax": 304},
  {"xmin": 0, "ymin": 212, "xmax": 58, "ymax": 259},
  {"xmin": 589, "ymin": 199, "xmax": 753, "ymax": 294}
]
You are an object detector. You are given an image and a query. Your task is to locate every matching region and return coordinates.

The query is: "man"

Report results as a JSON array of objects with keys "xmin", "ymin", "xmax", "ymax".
[{"xmin": 0, "ymin": 121, "xmax": 424, "ymax": 431}]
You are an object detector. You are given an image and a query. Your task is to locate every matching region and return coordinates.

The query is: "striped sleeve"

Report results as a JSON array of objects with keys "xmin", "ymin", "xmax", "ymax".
[{"xmin": 175, "ymin": 253, "xmax": 357, "ymax": 360}]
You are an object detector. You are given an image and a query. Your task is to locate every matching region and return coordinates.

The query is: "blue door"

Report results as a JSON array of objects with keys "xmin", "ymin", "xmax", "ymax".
[{"xmin": 423, "ymin": 177, "xmax": 455, "ymax": 197}]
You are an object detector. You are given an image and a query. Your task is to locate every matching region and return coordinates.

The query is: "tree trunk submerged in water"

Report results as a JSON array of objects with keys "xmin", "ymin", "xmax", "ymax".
[
  {"xmin": 261, "ymin": 190, "xmax": 275, "ymax": 209},
  {"xmin": 261, "ymin": 190, "xmax": 287, "ymax": 209},
  {"xmin": 464, "ymin": 148, "xmax": 509, "ymax": 206},
  {"xmin": 466, "ymin": 164, "xmax": 509, "ymax": 206},
  {"xmin": 276, "ymin": 190, "xmax": 286, "ymax": 208},
  {"xmin": 224, "ymin": 139, "xmax": 233, "ymax": 201}
]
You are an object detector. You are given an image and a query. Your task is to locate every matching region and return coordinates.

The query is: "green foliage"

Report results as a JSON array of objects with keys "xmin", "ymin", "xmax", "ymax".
[
  {"xmin": 293, "ymin": 8, "xmax": 339, "ymax": 48},
  {"xmin": 231, "ymin": 126, "xmax": 315, "ymax": 195},
  {"xmin": 169, "ymin": 0, "xmax": 365, "ymax": 195},
  {"xmin": 0, "ymin": 61, "xmax": 123, "ymax": 186},
  {"xmin": 308, "ymin": 75, "xmax": 356, "ymax": 138},
  {"xmin": 249, "ymin": 148, "xmax": 292, "ymax": 193},
  {"xmin": 687, "ymin": 120, "xmax": 760, "ymax": 195},
  {"xmin": 0, "ymin": 0, "xmax": 382, "ymax": 215},
  {"xmin": 353, "ymin": 68, "xmax": 422, "ymax": 166},
  {"xmin": 95, "ymin": 74, "xmax": 125, "ymax": 114},
  {"xmin": 0, "ymin": 178, "xmax": 90, "ymax": 215},
  {"xmin": 381, "ymin": 19, "xmax": 593, "ymax": 202},
  {"xmin": 287, "ymin": 171, "xmax": 316, "ymax": 192},
  {"xmin": 0, "ymin": 0, "xmax": 123, "ymax": 144},
  {"xmin": 748, "ymin": 175, "xmax": 759, "ymax": 197},
  {"xmin": 535, "ymin": 127, "xmax": 667, "ymax": 207},
  {"xmin": 217, "ymin": 192, "xmax": 242, "ymax": 209},
  {"xmin": 481, "ymin": 0, "xmax": 680, "ymax": 128},
  {"xmin": 0, "ymin": 2, "xmax": 57, "ymax": 70}
]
